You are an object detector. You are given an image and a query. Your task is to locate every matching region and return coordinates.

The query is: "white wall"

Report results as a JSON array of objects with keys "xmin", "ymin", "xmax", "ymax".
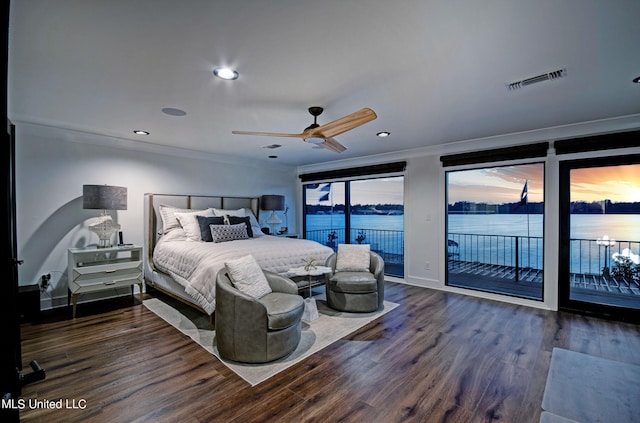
[{"xmin": 15, "ymin": 123, "xmax": 298, "ymax": 309}]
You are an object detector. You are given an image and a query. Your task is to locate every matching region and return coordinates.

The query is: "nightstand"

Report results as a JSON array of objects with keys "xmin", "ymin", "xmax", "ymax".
[
  {"xmin": 67, "ymin": 245, "xmax": 143, "ymax": 318},
  {"xmin": 277, "ymin": 233, "xmax": 300, "ymax": 239}
]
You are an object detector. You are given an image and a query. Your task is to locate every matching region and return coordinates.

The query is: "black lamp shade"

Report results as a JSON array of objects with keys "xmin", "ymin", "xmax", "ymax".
[
  {"xmin": 83, "ymin": 185, "xmax": 127, "ymax": 210},
  {"xmin": 261, "ymin": 194, "xmax": 285, "ymax": 211}
]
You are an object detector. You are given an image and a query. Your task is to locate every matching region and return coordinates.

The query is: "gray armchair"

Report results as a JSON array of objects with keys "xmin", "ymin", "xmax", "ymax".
[
  {"xmin": 325, "ymin": 251, "xmax": 385, "ymax": 312},
  {"xmin": 215, "ymin": 269, "xmax": 304, "ymax": 363}
]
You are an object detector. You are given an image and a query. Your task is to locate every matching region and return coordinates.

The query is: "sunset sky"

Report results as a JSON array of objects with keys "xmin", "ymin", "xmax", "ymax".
[
  {"xmin": 570, "ymin": 164, "xmax": 640, "ymax": 203},
  {"xmin": 304, "ymin": 164, "xmax": 640, "ymax": 206},
  {"xmin": 447, "ymin": 163, "xmax": 544, "ymax": 204},
  {"xmin": 448, "ymin": 163, "xmax": 640, "ymax": 204}
]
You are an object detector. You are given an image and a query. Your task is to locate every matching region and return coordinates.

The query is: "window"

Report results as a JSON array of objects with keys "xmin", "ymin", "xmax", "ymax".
[
  {"xmin": 303, "ymin": 176, "xmax": 404, "ymax": 277},
  {"xmin": 446, "ymin": 163, "xmax": 545, "ymax": 300}
]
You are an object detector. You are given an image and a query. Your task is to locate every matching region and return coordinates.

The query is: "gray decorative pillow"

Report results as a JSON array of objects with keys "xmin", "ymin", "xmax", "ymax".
[
  {"xmin": 209, "ymin": 223, "xmax": 249, "ymax": 243},
  {"xmin": 228, "ymin": 215, "xmax": 253, "ymax": 237},
  {"xmin": 197, "ymin": 215, "xmax": 225, "ymax": 242},
  {"xmin": 225, "ymin": 255, "xmax": 272, "ymax": 299},
  {"xmin": 336, "ymin": 244, "xmax": 371, "ymax": 272}
]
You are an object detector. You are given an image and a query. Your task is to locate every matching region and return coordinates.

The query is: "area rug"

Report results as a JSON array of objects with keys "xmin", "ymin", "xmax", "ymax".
[
  {"xmin": 541, "ymin": 347, "xmax": 640, "ymax": 423},
  {"xmin": 143, "ymin": 294, "xmax": 398, "ymax": 386}
]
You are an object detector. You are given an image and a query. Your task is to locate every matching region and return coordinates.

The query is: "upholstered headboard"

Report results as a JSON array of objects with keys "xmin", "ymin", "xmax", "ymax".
[{"xmin": 143, "ymin": 193, "xmax": 260, "ymax": 273}]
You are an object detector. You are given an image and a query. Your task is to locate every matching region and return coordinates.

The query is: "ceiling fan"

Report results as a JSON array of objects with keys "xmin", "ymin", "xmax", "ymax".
[{"xmin": 232, "ymin": 107, "xmax": 377, "ymax": 153}]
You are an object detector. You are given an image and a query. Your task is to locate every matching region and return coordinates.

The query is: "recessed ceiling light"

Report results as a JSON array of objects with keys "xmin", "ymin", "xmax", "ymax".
[
  {"xmin": 162, "ymin": 107, "xmax": 187, "ymax": 116},
  {"xmin": 268, "ymin": 155, "xmax": 278, "ymax": 159},
  {"xmin": 633, "ymin": 76, "xmax": 640, "ymax": 84},
  {"xmin": 377, "ymin": 131, "xmax": 391, "ymax": 137},
  {"xmin": 213, "ymin": 67, "xmax": 239, "ymax": 80},
  {"xmin": 133, "ymin": 130, "xmax": 150, "ymax": 135}
]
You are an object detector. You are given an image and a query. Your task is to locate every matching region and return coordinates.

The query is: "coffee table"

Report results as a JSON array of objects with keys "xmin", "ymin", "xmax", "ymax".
[{"xmin": 287, "ymin": 265, "xmax": 332, "ymax": 321}]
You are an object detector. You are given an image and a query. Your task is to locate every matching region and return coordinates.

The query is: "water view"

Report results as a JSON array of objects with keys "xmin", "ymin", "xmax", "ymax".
[
  {"xmin": 444, "ymin": 161, "xmax": 640, "ymax": 308},
  {"xmin": 305, "ymin": 213, "xmax": 640, "ymax": 278}
]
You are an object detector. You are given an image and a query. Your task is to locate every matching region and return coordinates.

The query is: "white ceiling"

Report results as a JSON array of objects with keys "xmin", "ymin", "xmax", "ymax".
[{"xmin": 8, "ymin": 0, "xmax": 640, "ymax": 166}]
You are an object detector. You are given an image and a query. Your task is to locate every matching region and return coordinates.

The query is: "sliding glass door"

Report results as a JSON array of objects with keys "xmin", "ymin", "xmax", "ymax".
[
  {"xmin": 446, "ymin": 163, "xmax": 544, "ymax": 300},
  {"xmin": 349, "ymin": 178, "xmax": 404, "ymax": 277},
  {"xmin": 559, "ymin": 155, "xmax": 640, "ymax": 320},
  {"xmin": 303, "ymin": 176, "xmax": 404, "ymax": 277},
  {"xmin": 303, "ymin": 182, "xmax": 346, "ymax": 248}
]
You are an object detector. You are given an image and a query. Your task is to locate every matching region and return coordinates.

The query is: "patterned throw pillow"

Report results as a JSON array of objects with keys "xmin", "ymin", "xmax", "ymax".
[
  {"xmin": 228, "ymin": 215, "xmax": 254, "ymax": 237},
  {"xmin": 336, "ymin": 244, "xmax": 371, "ymax": 272},
  {"xmin": 225, "ymin": 255, "xmax": 272, "ymax": 299},
  {"xmin": 209, "ymin": 223, "xmax": 249, "ymax": 243}
]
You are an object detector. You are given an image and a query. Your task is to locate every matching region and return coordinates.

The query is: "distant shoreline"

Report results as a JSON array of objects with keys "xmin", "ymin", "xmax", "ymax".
[{"xmin": 448, "ymin": 200, "xmax": 640, "ymax": 215}]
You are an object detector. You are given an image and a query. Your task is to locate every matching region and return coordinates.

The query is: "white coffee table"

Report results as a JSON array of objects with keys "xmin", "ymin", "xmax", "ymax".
[{"xmin": 288, "ymin": 265, "xmax": 332, "ymax": 322}]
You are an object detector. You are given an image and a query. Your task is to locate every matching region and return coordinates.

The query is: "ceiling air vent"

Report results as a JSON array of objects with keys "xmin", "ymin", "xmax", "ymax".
[{"xmin": 506, "ymin": 68, "xmax": 567, "ymax": 91}]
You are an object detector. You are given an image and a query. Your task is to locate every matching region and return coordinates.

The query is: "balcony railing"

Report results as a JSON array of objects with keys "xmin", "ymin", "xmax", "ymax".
[
  {"xmin": 447, "ymin": 233, "xmax": 543, "ymax": 282},
  {"xmin": 569, "ymin": 238, "xmax": 640, "ymax": 275},
  {"xmin": 447, "ymin": 233, "xmax": 640, "ymax": 302},
  {"xmin": 305, "ymin": 227, "xmax": 404, "ymax": 277},
  {"xmin": 448, "ymin": 233, "xmax": 640, "ymax": 276}
]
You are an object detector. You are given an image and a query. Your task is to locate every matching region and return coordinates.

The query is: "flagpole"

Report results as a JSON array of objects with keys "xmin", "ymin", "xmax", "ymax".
[{"xmin": 526, "ymin": 180, "xmax": 529, "ymax": 238}]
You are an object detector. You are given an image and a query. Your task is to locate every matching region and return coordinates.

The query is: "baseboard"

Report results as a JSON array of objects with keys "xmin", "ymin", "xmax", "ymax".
[{"xmin": 39, "ymin": 285, "xmax": 143, "ymax": 311}]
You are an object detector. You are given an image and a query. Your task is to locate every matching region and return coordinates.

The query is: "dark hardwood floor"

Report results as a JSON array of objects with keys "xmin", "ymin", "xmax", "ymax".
[{"xmin": 19, "ymin": 282, "xmax": 640, "ymax": 423}]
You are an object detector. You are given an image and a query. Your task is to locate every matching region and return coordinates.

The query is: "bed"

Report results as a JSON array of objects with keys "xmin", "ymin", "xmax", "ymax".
[{"xmin": 143, "ymin": 193, "xmax": 333, "ymax": 325}]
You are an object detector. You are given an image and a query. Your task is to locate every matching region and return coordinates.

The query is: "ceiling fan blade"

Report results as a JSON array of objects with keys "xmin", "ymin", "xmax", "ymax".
[
  {"xmin": 318, "ymin": 137, "xmax": 347, "ymax": 153},
  {"xmin": 313, "ymin": 108, "xmax": 377, "ymax": 138},
  {"xmin": 232, "ymin": 130, "xmax": 304, "ymax": 138}
]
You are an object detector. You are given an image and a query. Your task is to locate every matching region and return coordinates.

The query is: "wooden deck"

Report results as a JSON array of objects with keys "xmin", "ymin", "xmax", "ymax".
[{"xmin": 448, "ymin": 260, "xmax": 640, "ymax": 307}]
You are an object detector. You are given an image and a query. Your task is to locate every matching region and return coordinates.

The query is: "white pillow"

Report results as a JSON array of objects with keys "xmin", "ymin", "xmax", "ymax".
[
  {"xmin": 243, "ymin": 208, "xmax": 263, "ymax": 237},
  {"xmin": 336, "ymin": 244, "xmax": 371, "ymax": 272},
  {"xmin": 209, "ymin": 223, "xmax": 249, "ymax": 243},
  {"xmin": 225, "ymin": 255, "xmax": 272, "ymax": 299},
  {"xmin": 159, "ymin": 205, "xmax": 195, "ymax": 234},
  {"xmin": 174, "ymin": 209, "xmax": 214, "ymax": 241}
]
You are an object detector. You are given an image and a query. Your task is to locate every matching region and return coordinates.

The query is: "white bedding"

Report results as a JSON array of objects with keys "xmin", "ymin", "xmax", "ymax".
[{"xmin": 152, "ymin": 231, "xmax": 333, "ymax": 314}]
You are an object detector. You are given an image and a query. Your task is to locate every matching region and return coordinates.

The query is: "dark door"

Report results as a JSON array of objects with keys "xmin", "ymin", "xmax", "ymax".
[
  {"xmin": 2, "ymin": 1, "xmax": 22, "ymax": 420},
  {"xmin": 559, "ymin": 155, "xmax": 640, "ymax": 322},
  {"xmin": 1, "ymin": 121, "xmax": 20, "ymax": 422}
]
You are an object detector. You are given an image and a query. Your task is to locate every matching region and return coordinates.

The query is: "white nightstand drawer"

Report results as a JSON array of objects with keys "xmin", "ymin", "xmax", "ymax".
[
  {"xmin": 72, "ymin": 261, "xmax": 142, "ymax": 284},
  {"xmin": 71, "ymin": 276, "xmax": 142, "ymax": 294}
]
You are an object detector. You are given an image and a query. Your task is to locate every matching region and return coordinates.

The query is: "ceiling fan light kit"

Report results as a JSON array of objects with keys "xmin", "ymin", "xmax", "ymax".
[
  {"xmin": 232, "ymin": 106, "xmax": 377, "ymax": 153},
  {"xmin": 304, "ymin": 137, "xmax": 325, "ymax": 145}
]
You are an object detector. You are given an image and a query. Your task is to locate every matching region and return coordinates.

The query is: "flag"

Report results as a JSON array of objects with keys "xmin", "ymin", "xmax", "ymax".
[{"xmin": 519, "ymin": 180, "xmax": 528, "ymax": 207}]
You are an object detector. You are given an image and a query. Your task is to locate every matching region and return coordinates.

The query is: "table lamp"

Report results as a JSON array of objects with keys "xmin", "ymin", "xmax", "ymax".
[
  {"xmin": 261, "ymin": 194, "xmax": 284, "ymax": 235},
  {"xmin": 83, "ymin": 185, "xmax": 127, "ymax": 248}
]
